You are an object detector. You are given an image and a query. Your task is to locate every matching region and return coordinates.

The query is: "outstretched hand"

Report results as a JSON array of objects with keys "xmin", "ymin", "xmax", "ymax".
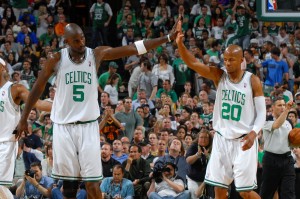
[
  {"xmin": 175, "ymin": 19, "xmax": 184, "ymax": 45},
  {"xmin": 169, "ymin": 15, "xmax": 182, "ymax": 41}
]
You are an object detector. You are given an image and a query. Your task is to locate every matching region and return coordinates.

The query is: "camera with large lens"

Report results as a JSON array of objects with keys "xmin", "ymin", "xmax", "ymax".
[
  {"xmin": 153, "ymin": 161, "xmax": 172, "ymax": 183},
  {"xmin": 25, "ymin": 169, "xmax": 35, "ymax": 178}
]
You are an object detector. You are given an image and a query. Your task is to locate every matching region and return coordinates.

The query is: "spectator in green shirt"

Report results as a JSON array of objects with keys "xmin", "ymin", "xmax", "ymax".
[
  {"xmin": 98, "ymin": 61, "xmax": 122, "ymax": 93},
  {"xmin": 39, "ymin": 24, "xmax": 56, "ymax": 46},
  {"xmin": 156, "ymin": 80, "xmax": 178, "ymax": 103}
]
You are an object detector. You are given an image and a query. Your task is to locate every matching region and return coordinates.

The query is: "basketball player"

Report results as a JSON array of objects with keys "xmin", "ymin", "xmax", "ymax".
[
  {"xmin": 176, "ymin": 20, "xmax": 266, "ymax": 199},
  {"xmin": 0, "ymin": 59, "xmax": 51, "ymax": 195},
  {"xmin": 17, "ymin": 23, "xmax": 178, "ymax": 199}
]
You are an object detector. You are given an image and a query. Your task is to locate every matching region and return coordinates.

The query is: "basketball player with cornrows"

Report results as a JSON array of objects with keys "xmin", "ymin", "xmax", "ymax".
[
  {"xmin": 176, "ymin": 19, "xmax": 266, "ymax": 199},
  {"xmin": 17, "ymin": 23, "xmax": 179, "ymax": 199}
]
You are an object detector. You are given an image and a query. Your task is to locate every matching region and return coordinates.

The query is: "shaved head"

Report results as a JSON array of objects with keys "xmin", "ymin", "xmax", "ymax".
[
  {"xmin": 64, "ymin": 23, "xmax": 86, "ymax": 54},
  {"xmin": 223, "ymin": 45, "xmax": 244, "ymax": 74},
  {"xmin": 64, "ymin": 23, "xmax": 83, "ymax": 39},
  {"xmin": 224, "ymin": 45, "xmax": 243, "ymax": 58}
]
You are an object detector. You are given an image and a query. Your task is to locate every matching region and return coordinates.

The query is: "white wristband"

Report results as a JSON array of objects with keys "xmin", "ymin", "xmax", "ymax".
[
  {"xmin": 134, "ymin": 40, "xmax": 147, "ymax": 55},
  {"xmin": 167, "ymin": 34, "xmax": 171, "ymax": 42}
]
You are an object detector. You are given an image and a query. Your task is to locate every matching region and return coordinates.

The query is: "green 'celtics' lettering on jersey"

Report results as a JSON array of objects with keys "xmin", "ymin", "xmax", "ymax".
[
  {"xmin": 221, "ymin": 89, "xmax": 245, "ymax": 122},
  {"xmin": 221, "ymin": 89, "xmax": 246, "ymax": 105},
  {"xmin": 0, "ymin": 101, "xmax": 4, "ymax": 112},
  {"xmin": 65, "ymin": 71, "xmax": 92, "ymax": 85}
]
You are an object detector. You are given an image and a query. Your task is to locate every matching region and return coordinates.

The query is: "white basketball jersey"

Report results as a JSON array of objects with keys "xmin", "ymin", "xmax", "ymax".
[
  {"xmin": 51, "ymin": 47, "xmax": 100, "ymax": 124},
  {"xmin": 213, "ymin": 71, "xmax": 256, "ymax": 139},
  {"xmin": 0, "ymin": 81, "xmax": 20, "ymax": 142}
]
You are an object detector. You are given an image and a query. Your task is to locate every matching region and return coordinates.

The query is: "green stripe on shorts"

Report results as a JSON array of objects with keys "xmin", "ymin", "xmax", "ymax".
[
  {"xmin": 51, "ymin": 173, "xmax": 103, "ymax": 181},
  {"xmin": 236, "ymin": 183, "xmax": 257, "ymax": 192},
  {"xmin": 0, "ymin": 181, "xmax": 13, "ymax": 186},
  {"xmin": 82, "ymin": 175, "xmax": 103, "ymax": 182},
  {"xmin": 204, "ymin": 179, "xmax": 228, "ymax": 189}
]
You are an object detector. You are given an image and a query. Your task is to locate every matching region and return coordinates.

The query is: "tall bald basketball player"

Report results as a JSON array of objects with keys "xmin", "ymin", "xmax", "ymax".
[
  {"xmin": 176, "ymin": 20, "xmax": 266, "ymax": 199},
  {"xmin": 0, "ymin": 59, "xmax": 51, "ymax": 196},
  {"xmin": 17, "ymin": 23, "xmax": 178, "ymax": 199}
]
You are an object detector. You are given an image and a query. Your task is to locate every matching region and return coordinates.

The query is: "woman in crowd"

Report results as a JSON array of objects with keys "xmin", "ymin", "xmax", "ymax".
[
  {"xmin": 293, "ymin": 147, "xmax": 300, "ymax": 168},
  {"xmin": 288, "ymin": 110, "xmax": 300, "ymax": 128},
  {"xmin": 154, "ymin": 0, "xmax": 171, "ymax": 18},
  {"xmin": 18, "ymin": 35, "xmax": 36, "ymax": 58},
  {"xmin": 178, "ymin": 92, "xmax": 190, "ymax": 109},
  {"xmin": 186, "ymin": 129, "xmax": 213, "ymax": 199},
  {"xmin": 152, "ymin": 53, "xmax": 174, "ymax": 88},
  {"xmin": 49, "ymin": 37, "xmax": 60, "ymax": 52},
  {"xmin": 193, "ymin": 17, "xmax": 210, "ymax": 40},
  {"xmin": 148, "ymin": 132, "xmax": 159, "ymax": 157},
  {"xmin": 152, "ymin": 139, "xmax": 167, "ymax": 165},
  {"xmin": 211, "ymin": 6, "xmax": 224, "ymax": 27},
  {"xmin": 177, "ymin": 125, "xmax": 187, "ymax": 145},
  {"xmin": 184, "ymin": 134, "xmax": 193, "ymax": 150},
  {"xmin": 41, "ymin": 142, "xmax": 53, "ymax": 177},
  {"xmin": 3, "ymin": 6, "xmax": 17, "ymax": 27},
  {"xmin": 7, "ymin": 52, "xmax": 18, "ymax": 66},
  {"xmin": 0, "ymin": 18, "xmax": 9, "ymax": 41},
  {"xmin": 104, "ymin": 73, "xmax": 120, "ymax": 107}
]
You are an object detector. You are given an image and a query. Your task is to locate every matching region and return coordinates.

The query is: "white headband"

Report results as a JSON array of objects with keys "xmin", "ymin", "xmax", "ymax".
[{"xmin": 0, "ymin": 58, "xmax": 5, "ymax": 66}]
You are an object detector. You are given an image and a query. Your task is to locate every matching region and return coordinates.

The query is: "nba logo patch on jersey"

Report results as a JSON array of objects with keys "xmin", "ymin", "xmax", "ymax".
[
  {"xmin": 244, "ymin": 83, "xmax": 247, "ymax": 88},
  {"xmin": 2, "ymin": 91, "xmax": 5, "ymax": 96},
  {"xmin": 89, "ymin": 61, "xmax": 91, "ymax": 67}
]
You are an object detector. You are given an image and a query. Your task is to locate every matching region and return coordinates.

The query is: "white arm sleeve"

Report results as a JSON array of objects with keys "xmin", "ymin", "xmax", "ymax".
[{"xmin": 252, "ymin": 96, "xmax": 266, "ymax": 134}]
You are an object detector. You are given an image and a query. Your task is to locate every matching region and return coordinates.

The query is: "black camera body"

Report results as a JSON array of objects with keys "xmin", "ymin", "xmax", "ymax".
[
  {"xmin": 152, "ymin": 162, "xmax": 173, "ymax": 183},
  {"xmin": 25, "ymin": 169, "xmax": 35, "ymax": 178}
]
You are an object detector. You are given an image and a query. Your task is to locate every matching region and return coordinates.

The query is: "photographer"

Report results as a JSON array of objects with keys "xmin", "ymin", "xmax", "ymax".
[
  {"xmin": 147, "ymin": 162, "xmax": 190, "ymax": 199},
  {"xmin": 100, "ymin": 164, "xmax": 134, "ymax": 199},
  {"xmin": 16, "ymin": 162, "xmax": 54, "ymax": 199}
]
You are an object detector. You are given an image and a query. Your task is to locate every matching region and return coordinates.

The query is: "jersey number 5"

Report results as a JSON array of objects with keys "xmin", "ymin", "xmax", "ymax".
[
  {"xmin": 73, "ymin": 85, "xmax": 85, "ymax": 102},
  {"xmin": 221, "ymin": 102, "xmax": 242, "ymax": 122}
]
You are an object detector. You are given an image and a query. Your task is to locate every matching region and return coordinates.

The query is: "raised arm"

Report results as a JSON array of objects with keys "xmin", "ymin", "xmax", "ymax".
[
  {"xmin": 175, "ymin": 20, "xmax": 223, "ymax": 85},
  {"xmin": 94, "ymin": 18, "xmax": 180, "ymax": 64},
  {"xmin": 272, "ymin": 100, "xmax": 293, "ymax": 130},
  {"xmin": 17, "ymin": 53, "xmax": 60, "ymax": 137}
]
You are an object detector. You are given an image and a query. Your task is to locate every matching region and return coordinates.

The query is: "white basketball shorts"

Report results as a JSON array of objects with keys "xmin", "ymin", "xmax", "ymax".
[
  {"xmin": 0, "ymin": 141, "xmax": 17, "ymax": 186},
  {"xmin": 52, "ymin": 121, "xmax": 103, "ymax": 181},
  {"xmin": 204, "ymin": 132, "xmax": 258, "ymax": 192}
]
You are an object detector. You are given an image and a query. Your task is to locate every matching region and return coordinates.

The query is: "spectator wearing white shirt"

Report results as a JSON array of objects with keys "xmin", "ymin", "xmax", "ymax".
[{"xmin": 104, "ymin": 73, "xmax": 120, "ymax": 106}]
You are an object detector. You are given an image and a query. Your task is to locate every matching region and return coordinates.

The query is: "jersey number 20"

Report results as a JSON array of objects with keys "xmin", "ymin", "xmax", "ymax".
[{"xmin": 221, "ymin": 102, "xmax": 242, "ymax": 122}]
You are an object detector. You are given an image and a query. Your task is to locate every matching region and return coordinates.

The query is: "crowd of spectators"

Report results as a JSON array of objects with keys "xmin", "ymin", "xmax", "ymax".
[{"xmin": 2, "ymin": 0, "xmax": 300, "ymax": 198}]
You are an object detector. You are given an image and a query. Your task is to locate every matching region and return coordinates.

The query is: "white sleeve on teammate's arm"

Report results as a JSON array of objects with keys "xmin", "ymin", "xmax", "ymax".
[
  {"xmin": 30, "ymin": 149, "xmax": 44, "ymax": 161},
  {"xmin": 252, "ymin": 96, "xmax": 266, "ymax": 134}
]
